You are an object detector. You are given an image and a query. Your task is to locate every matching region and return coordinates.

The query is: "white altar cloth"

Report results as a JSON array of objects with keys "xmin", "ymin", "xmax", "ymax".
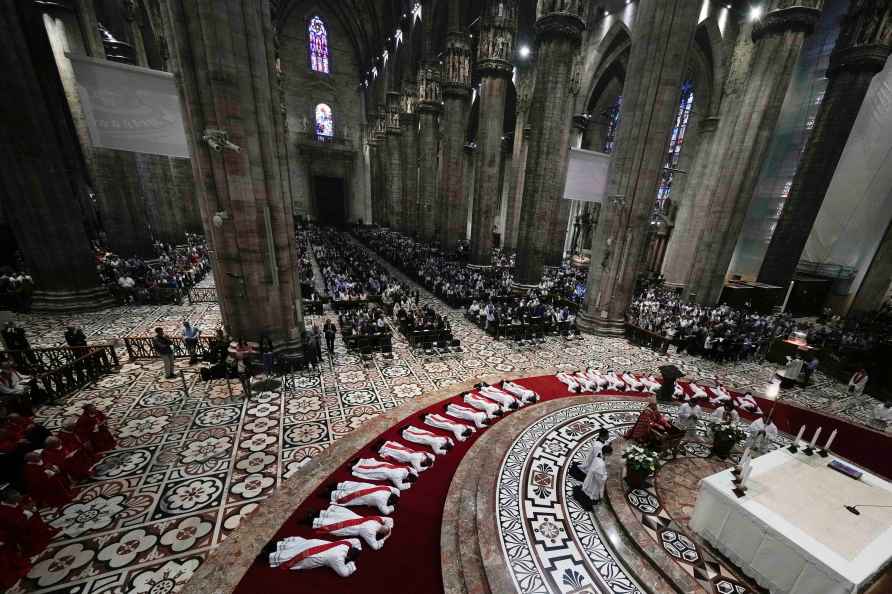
[{"xmin": 690, "ymin": 448, "xmax": 892, "ymax": 594}]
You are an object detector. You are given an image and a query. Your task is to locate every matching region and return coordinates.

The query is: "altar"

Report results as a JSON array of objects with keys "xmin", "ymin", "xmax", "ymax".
[{"xmin": 690, "ymin": 448, "xmax": 892, "ymax": 594}]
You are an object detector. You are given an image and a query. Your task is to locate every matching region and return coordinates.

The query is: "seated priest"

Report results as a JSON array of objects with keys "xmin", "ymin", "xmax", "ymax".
[{"xmin": 625, "ymin": 398, "xmax": 672, "ymax": 444}]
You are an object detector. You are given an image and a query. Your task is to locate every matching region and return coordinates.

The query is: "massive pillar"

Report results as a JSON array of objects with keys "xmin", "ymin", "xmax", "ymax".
[
  {"xmin": 165, "ymin": 0, "xmax": 302, "ymax": 345},
  {"xmin": 438, "ymin": 31, "xmax": 472, "ymax": 249},
  {"xmin": 513, "ymin": 5, "xmax": 584, "ymax": 284},
  {"xmin": 0, "ymin": 1, "xmax": 112, "ymax": 311},
  {"xmin": 758, "ymin": 1, "xmax": 891, "ymax": 288},
  {"xmin": 399, "ymin": 83, "xmax": 419, "ymax": 237},
  {"xmin": 661, "ymin": 115, "xmax": 720, "ymax": 284},
  {"xmin": 468, "ymin": 0, "xmax": 517, "ymax": 265},
  {"xmin": 577, "ymin": 0, "xmax": 700, "ymax": 334},
  {"xmin": 503, "ymin": 69, "xmax": 533, "ymax": 251},
  {"xmin": 417, "ymin": 63, "xmax": 442, "ymax": 242},
  {"xmin": 372, "ymin": 108, "xmax": 388, "ymax": 226},
  {"xmin": 385, "ymin": 92, "xmax": 403, "ymax": 232},
  {"xmin": 851, "ymin": 215, "xmax": 892, "ymax": 312},
  {"xmin": 684, "ymin": 1, "xmax": 823, "ymax": 304},
  {"xmin": 367, "ymin": 129, "xmax": 382, "ymax": 226}
]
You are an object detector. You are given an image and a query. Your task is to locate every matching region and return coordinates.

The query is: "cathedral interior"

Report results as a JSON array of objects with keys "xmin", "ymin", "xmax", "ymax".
[{"xmin": 1, "ymin": 1, "xmax": 891, "ymax": 593}]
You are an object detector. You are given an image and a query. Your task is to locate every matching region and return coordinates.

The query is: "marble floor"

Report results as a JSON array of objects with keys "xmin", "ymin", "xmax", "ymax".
[{"xmin": 5, "ymin": 245, "xmax": 884, "ymax": 594}]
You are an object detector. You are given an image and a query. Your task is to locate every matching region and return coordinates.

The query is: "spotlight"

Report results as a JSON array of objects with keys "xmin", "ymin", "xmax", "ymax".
[
  {"xmin": 519, "ymin": 45, "xmax": 530, "ymax": 59},
  {"xmin": 749, "ymin": 5, "xmax": 763, "ymax": 21}
]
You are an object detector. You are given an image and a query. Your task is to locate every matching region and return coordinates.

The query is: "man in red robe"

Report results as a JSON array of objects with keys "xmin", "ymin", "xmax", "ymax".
[
  {"xmin": 22, "ymin": 452, "xmax": 73, "ymax": 508},
  {"xmin": 42, "ymin": 436, "xmax": 92, "ymax": 481},
  {"xmin": 625, "ymin": 399, "xmax": 672, "ymax": 444},
  {"xmin": 0, "ymin": 534, "xmax": 29, "ymax": 590},
  {"xmin": 75, "ymin": 404, "xmax": 116, "ymax": 452},
  {"xmin": 57, "ymin": 420, "xmax": 97, "ymax": 477},
  {"xmin": 0, "ymin": 489, "xmax": 57, "ymax": 557}
]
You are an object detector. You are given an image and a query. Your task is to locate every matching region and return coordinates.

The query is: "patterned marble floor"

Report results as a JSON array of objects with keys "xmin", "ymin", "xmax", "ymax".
[{"xmin": 5, "ymin": 246, "xmax": 883, "ymax": 594}]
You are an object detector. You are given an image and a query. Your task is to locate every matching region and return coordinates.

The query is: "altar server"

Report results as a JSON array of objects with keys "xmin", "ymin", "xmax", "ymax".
[
  {"xmin": 350, "ymin": 458, "xmax": 417, "ymax": 490},
  {"xmin": 378, "ymin": 440, "xmax": 434, "ymax": 472},
  {"xmin": 267, "ymin": 536, "xmax": 361, "ymax": 577},
  {"xmin": 744, "ymin": 413, "xmax": 777, "ymax": 452},
  {"xmin": 446, "ymin": 403, "xmax": 489, "ymax": 429},
  {"xmin": 401, "ymin": 425, "xmax": 453, "ymax": 455},
  {"xmin": 423, "ymin": 413, "xmax": 474, "ymax": 441},
  {"xmin": 582, "ymin": 444, "xmax": 608, "ymax": 504},
  {"xmin": 502, "ymin": 381, "xmax": 540, "ymax": 404},
  {"xmin": 312, "ymin": 505, "xmax": 393, "ymax": 550},
  {"xmin": 570, "ymin": 429, "xmax": 612, "ymax": 481},
  {"xmin": 463, "ymin": 392, "xmax": 501, "ymax": 418},
  {"xmin": 710, "ymin": 401, "xmax": 739, "ymax": 424},
  {"xmin": 329, "ymin": 481, "xmax": 399, "ymax": 515},
  {"xmin": 677, "ymin": 398, "xmax": 702, "ymax": 438}
]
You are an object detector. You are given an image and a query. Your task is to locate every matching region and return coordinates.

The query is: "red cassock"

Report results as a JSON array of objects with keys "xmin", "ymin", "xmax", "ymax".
[
  {"xmin": 56, "ymin": 431, "xmax": 97, "ymax": 479},
  {"xmin": 0, "ymin": 538, "xmax": 30, "ymax": 591},
  {"xmin": 624, "ymin": 408, "xmax": 670, "ymax": 443},
  {"xmin": 23, "ymin": 462, "xmax": 74, "ymax": 508},
  {"xmin": 42, "ymin": 444, "xmax": 92, "ymax": 481},
  {"xmin": 75, "ymin": 411, "xmax": 116, "ymax": 452},
  {"xmin": 0, "ymin": 503, "xmax": 57, "ymax": 557}
]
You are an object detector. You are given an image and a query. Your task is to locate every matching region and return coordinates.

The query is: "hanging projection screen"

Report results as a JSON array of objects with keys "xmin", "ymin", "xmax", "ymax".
[
  {"xmin": 67, "ymin": 53, "xmax": 190, "ymax": 158},
  {"xmin": 563, "ymin": 147, "xmax": 610, "ymax": 202}
]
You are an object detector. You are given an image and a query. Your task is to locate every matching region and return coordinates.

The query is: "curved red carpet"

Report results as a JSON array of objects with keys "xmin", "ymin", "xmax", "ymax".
[{"xmin": 233, "ymin": 375, "xmax": 891, "ymax": 594}]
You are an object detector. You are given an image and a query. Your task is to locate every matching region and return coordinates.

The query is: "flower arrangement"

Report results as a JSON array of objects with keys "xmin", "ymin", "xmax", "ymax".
[
  {"xmin": 711, "ymin": 423, "xmax": 745, "ymax": 443},
  {"xmin": 622, "ymin": 444, "xmax": 661, "ymax": 475}
]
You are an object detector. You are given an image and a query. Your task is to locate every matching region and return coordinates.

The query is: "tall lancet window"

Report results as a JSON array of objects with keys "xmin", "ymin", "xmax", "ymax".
[
  {"xmin": 315, "ymin": 103, "xmax": 334, "ymax": 138},
  {"xmin": 603, "ymin": 95, "xmax": 623, "ymax": 154},
  {"xmin": 308, "ymin": 16, "xmax": 330, "ymax": 74},
  {"xmin": 656, "ymin": 80, "xmax": 695, "ymax": 211}
]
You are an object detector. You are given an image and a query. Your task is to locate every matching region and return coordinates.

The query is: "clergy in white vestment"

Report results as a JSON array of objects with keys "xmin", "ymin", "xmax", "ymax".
[
  {"xmin": 580, "ymin": 444, "xmax": 607, "ymax": 509},
  {"xmin": 710, "ymin": 401, "xmax": 739, "ymax": 425},
  {"xmin": 744, "ymin": 413, "xmax": 777, "ymax": 452},
  {"xmin": 570, "ymin": 429, "xmax": 612, "ymax": 481},
  {"xmin": 677, "ymin": 398, "xmax": 703, "ymax": 438}
]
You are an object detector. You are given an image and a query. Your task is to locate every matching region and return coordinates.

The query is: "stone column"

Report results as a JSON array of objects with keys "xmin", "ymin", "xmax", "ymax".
[
  {"xmin": 513, "ymin": 3, "xmax": 585, "ymax": 285},
  {"xmin": 417, "ymin": 62, "xmax": 442, "ymax": 243},
  {"xmin": 367, "ymin": 132, "xmax": 382, "ymax": 225},
  {"xmin": 399, "ymin": 83, "xmax": 419, "ymax": 237},
  {"xmin": 851, "ymin": 215, "xmax": 892, "ymax": 312},
  {"xmin": 165, "ymin": 0, "xmax": 302, "ymax": 346},
  {"xmin": 503, "ymin": 69, "xmax": 533, "ymax": 251},
  {"xmin": 577, "ymin": 0, "xmax": 701, "ymax": 334},
  {"xmin": 438, "ymin": 31, "xmax": 472, "ymax": 249},
  {"xmin": 758, "ymin": 1, "xmax": 891, "ymax": 288},
  {"xmin": 660, "ymin": 115, "xmax": 720, "ymax": 284},
  {"xmin": 0, "ymin": 1, "xmax": 112, "ymax": 311},
  {"xmin": 684, "ymin": 1, "xmax": 823, "ymax": 304},
  {"xmin": 469, "ymin": 0, "xmax": 517, "ymax": 265},
  {"xmin": 372, "ymin": 108, "xmax": 388, "ymax": 226},
  {"xmin": 385, "ymin": 91, "xmax": 403, "ymax": 232}
]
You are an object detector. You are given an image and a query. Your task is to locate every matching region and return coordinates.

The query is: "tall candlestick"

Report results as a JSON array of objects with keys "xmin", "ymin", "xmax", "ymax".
[
  {"xmin": 795, "ymin": 425, "xmax": 805, "ymax": 446},
  {"xmin": 810, "ymin": 427, "xmax": 822, "ymax": 449},
  {"xmin": 742, "ymin": 464, "xmax": 754, "ymax": 485},
  {"xmin": 823, "ymin": 429, "xmax": 837, "ymax": 451}
]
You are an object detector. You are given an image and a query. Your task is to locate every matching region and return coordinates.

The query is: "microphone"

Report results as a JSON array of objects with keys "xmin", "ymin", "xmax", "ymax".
[{"xmin": 844, "ymin": 504, "xmax": 892, "ymax": 515}]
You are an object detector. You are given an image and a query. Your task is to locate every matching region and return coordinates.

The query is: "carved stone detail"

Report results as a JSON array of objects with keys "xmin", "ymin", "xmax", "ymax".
[{"xmin": 752, "ymin": 6, "xmax": 822, "ymax": 41}]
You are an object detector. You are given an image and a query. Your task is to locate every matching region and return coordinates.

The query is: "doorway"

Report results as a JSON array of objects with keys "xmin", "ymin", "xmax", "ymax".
[{"xmin": 313, "ymin": 176, "xmax": 347, "ymax": 226}]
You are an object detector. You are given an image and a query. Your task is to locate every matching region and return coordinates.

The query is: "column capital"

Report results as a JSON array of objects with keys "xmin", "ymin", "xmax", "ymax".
[
  {"xmin": 836, "ymin": 0, "xmax": 892, "ymax": 50},
  {"xmin": 534, "ymin": 12, "xmax": 586, "ymax": 44},
  {"xmin": 478, "ymin": 0, "xmax": 517, "ymax": 77},
  {"xmin": 444, "ymin": 31, "xmax": 473, "ymax": 91},
  {"xmin": 752, "ymin": 6, "xmax": 822, "ymax": 41},
  {"xmin": 417, "ymin": 62, "xmax": 442, "ymax": 104},
  {"xmin": 828, "ymin": 43, "xmax": 891, "ymax": 76}
]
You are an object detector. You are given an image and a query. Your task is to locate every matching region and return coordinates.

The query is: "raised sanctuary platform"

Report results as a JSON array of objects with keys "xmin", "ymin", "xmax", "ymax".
[{"xmin": 691, "ymin": 448, "xmax": 892, "ymax": 594}]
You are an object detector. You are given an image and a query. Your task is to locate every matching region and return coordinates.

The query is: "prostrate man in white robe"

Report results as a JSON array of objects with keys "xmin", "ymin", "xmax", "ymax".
[
  {"xmin": 605, "ymin": 370, "xmax": 626, "ymax": 391},
  {"xmin": 378, "ymin": 440, "xmax": 434, "ymax": 472},
  {"xmin": 424, "ymin": 413, "xmax": 474, "ymax": 441},
  {"xmin": 350, "ymin": 458, "xmax": 417, "ymax": 490},
  {"xmin": 309, "ymin": 505, "xmax": 394, "ymax": 550},
  {"xmin": 744, "ymin": 412, "xmax": 777, "ymax": 453},
  {"xmin": 446, "ymin": 402, "xmax": 489, "ymax": 428},
  {"xmin": 573, "ymin": 443, "xmax": 607, "ymax": 510},
  {"xmin": 463, "ymin": 392, "xmax": 502, "ymax": 418},
  {"xmin": 328, "ymin": 480, "xmax": 399, "ymax": 514},
  {"xmin": 265, "ymin": 536, "xmax": 361, "ymax": 577},
  {"xmin": 557, "ymin": 372, "xmax": 582, "ymax": 393},
  {"xmin": 401, "ymin": 425, "xmax": 454, "ymax": 455},
  {"xmin": 710, "ymin": 401, "xmax": 739, "ymax": 425},
  {"xmin": 502, "ymin": 380, "xmax": 540, "ymax": 404},
  {"xmin": 479, "ymin": 385, "xmax": 522, "ymax": 409},
  {"xmin": 621, "ymin": 372, "xmax": 644, "ymax": 392},
  {"xmin": 736, "ymin": 391, "xmax": 762, "ymax": 415}
]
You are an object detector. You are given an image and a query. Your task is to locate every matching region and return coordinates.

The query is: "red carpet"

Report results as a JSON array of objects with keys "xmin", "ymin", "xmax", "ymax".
[{"xmin": 233, "ymin": 375, "xmax": 891, "ymax": 594}]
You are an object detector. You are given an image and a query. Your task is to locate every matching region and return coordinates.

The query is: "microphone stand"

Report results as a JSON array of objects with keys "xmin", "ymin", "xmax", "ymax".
[{"xmin": 844, "ymin": 504, "xmax": 892, "ymax": 516}]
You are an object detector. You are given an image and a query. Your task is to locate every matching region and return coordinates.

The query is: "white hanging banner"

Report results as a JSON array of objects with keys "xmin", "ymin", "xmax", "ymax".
[
  {"xmin": 563, "ymin": 147, "xmax": 610, "ymax": 202},
  {"xmin": 67, "ymin": 53, "xmax": 190, "ymax": 158}
]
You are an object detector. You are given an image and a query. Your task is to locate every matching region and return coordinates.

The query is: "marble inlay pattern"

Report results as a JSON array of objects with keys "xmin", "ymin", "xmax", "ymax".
[{"xmin": 4, "ymin": 241, "xmax": 884, "ymax": 594}]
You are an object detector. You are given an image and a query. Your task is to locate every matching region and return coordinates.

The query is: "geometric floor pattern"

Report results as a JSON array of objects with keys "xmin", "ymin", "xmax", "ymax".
[{"xmin": 6, "ymin": 245, "xmax": 884, "ymax": 593}]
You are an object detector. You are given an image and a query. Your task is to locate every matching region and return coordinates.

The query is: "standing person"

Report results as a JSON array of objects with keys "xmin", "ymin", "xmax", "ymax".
[
  {"xmin": 323, "ymin": 319, "xmax": 337, "ymax": 355},
  {"xmin": 229, "ymin": 339, "xmax": 256, "ymax": 398},
  {"xmin": 311, "ymin": 323, "xmax": 323, "ymax": 362},
  {"xmin": 64, "ymin": 326, "xmax": 87, "ymax": 348},
  {"xmin": 804, "ymin": 355, "xmax": 819, "ymax": 385},
  {"xmin": 181, "ymin": 321, "xmax": 201, "ymax": 364},
  {"xmin": 848, "ymin": 368, "xmax": 868, "ymax": 396},
  {"xmin": 302, "ymin": 330, "xmax": 318, "ymax": 371},
  {"xmin": 152, "ymin": 327, "xmax": 176, "ymax": 379}
]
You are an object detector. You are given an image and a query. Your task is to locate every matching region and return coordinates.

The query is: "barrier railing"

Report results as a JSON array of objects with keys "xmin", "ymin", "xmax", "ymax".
[
  {"xmin": 1, "ymin": 344, "xmax": 120, "ymax": 400},
  {"xmin": 187, "ymin": 287, "xmax": 218, "ymax": 304},
  {"xmin": 123, "ymin": 336, "xmax": 218, "ymax": 361},
  {"xmin": 625, "ymin": 324, "xmax": 672, "ymax": 354},
  {"xmin": 1, "ymin": 345, "xmax": 98, "ymax": 374}
]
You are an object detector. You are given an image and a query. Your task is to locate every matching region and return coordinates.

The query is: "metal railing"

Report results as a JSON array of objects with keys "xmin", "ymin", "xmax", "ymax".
[
  {"xmin": 625, "ymin": 324, "xmax": 672, "ymax": 354},
  {"xmin": 1, "ymin": 345, "xmax": 98, "ymax": 374},
  {"xmin": 1, "ymin": 344, "xmax": 120, "ymax": 400},
  {"xmin": 123, "ymin": 336, "xmax": 219, "ymax": 361},
  {"xmin": 187, "ymin": 287, "xmax": 218, "ymax": 304}
]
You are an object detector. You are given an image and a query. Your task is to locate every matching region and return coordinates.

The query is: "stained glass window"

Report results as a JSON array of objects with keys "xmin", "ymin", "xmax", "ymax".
[
  {"xmin": 656, "ymin": 80, "xmax": 694, "ymax": 211},
  {"xmin": 603, "ymin": 95, "xmax": 622, "ymax": 154},
  {"xmin": 315, "ymin": 103, "xmax": 334, "ymax": 138},
  {"xmin": 308, "ymin": 16, "xmax": 330, "ymax": 74}
]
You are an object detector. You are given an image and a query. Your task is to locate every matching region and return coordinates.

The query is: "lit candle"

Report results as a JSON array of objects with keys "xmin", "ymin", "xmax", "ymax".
[
  {"xmin": 810, "ymin": 427, "xmax": 822, "ymax": 449},
  {"xmin": 742, "ymin": 464, "xmax": 754, "ymax": 485},
  {"xmin": 739, "ymin": 447, "xmax": 750, "ymax": 469},
  {"xmin": 794, "ymin": 425, "xmax": 805, "ymax": 447},
  {"xmin": 823, "ymin": 429, "xmax": 837, "ymax": 451}
]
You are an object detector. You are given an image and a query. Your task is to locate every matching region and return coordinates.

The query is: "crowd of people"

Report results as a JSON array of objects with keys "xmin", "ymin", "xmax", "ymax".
[
  {"xmin": 0, "ymin": 270, "xmax": 34, "ymax": 313},
  {"xmin": 0, "ymin": 405, "xmax": 115, "ymax": 588},
  {"xmin": 97, "ymin": 236, "xmax": 210, "ymax": 305},
  {"xmin": 626, "ymin": 289, "xmax": 796, "ymax": 362}
]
